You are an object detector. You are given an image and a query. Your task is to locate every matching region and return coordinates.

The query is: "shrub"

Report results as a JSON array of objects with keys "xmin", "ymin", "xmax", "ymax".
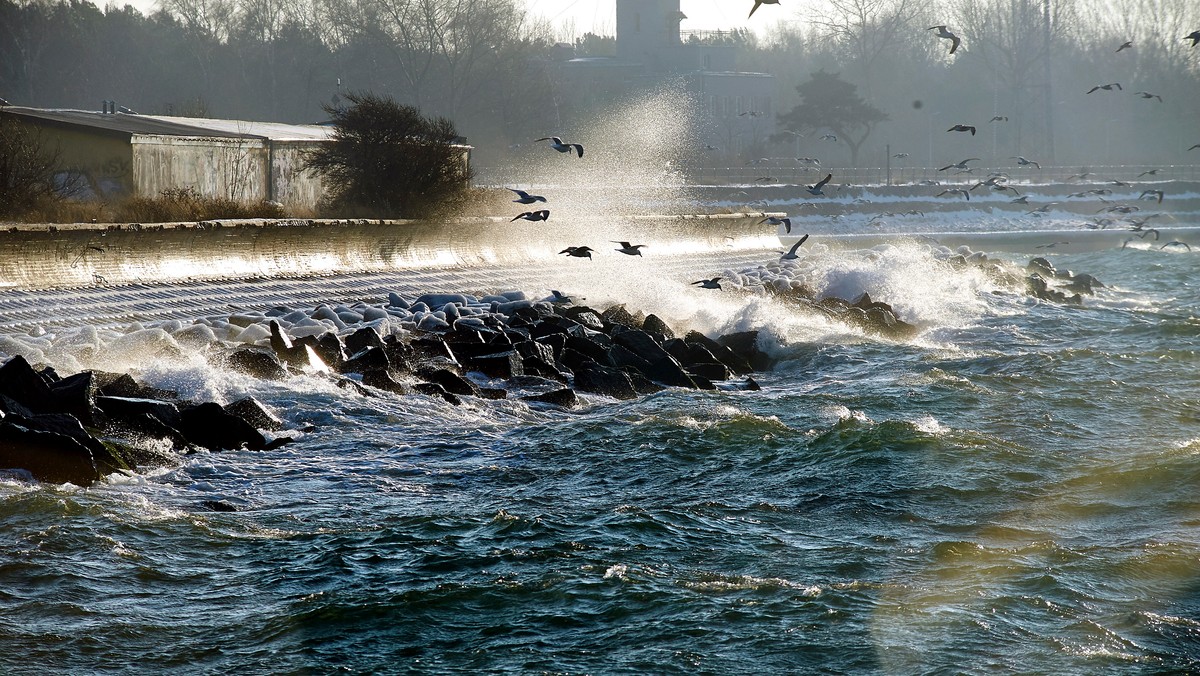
[
  {"xmin": 0, "ymin": 115, "xmax": 61, "ymax": 219},
  {"xmin": 305, "ymin": 92, "xmax": 472, "ymax": 219}
]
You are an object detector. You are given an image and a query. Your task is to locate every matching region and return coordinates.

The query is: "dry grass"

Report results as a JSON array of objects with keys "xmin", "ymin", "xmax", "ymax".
[{"xmin": 7, "ymin": 187, "xmax": 298, "ymax": 224}]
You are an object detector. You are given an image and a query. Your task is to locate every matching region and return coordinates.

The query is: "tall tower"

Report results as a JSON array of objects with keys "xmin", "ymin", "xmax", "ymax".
[{"xmin": 615, "ymin": 0, "xmax": 683, "ymax": 66}]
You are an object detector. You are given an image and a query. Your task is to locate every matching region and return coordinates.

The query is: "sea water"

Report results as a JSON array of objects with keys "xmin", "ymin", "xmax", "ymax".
[{"xmin": 2, "ymin": 228, "xmax": 1199, "ymax": 674}]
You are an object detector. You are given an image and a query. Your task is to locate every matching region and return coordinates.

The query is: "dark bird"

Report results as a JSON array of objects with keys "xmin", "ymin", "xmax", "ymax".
[
  {"xmin": 748, "ymin": 0, "xmax": 780, "ymax": 18},
  {"xmin": 937, "ymin": 188, "xmax": 970, "ymax": 201},
  {"xmin": 1086, "ymin": 83, "xmax": 1122, "ymax": 93},
  {"xmin": 989, "ymin": 116, "xmax": 1008, "ymax": 122},
  {"xmin": 892, "ymin": 152, "xmax": 909, "ymax": 158},
  {"xmin": 1010, "ymin": 195, "xmax": 1030, "ymax": 204},
  {"xmin": 0, "ymin": 97, "xmax": 9, "ymax": 106},
  {"xmin": 1027, "ymin": 204, "xmax": 1057, "ymax": 215},
  {"xmin": 559, "ymin": 246, "xmax": 594, "ymax": 259},
  {"xmin": 938, "ymin": 158, "xmax": 980, "ymax": 171},
  {"xmin": 947, "ymin": 124, "xmax": 976, "ymax": 135},
  {"xmin": 779, "ymin": 234, "xmax": 810, "ymax": 260},
  {"xmin": 613, "ymin": 241, "xmax": 646, "ymax": 256},
  {"xmin": 1189, "ymin": 144, "xmax": 1200, "ymax": 151},
  {"xmin": 1185, "ymin": 31, "xmax": 1200, "ymax": 47},
  {"xmin": 1161, "ymin": 241, "xmax": 1192, "ymax": 251},
  {"xmin": 928, "ymin": 25, "xmax": 961, "ymax": 54},
  {"xmin": 1012, "ymin": 156, "xmax": 1041, "ymax": 169},
  {"xmin": 1134, "ymin": 91, "xmax": 1163, "ymax": 102},
  {"xmin": 806, "ymin": 173, "xmax": 833, "ymax": 196},
  {"xmin": 508, "ymin": 188, "xmax": 546, "ymax": 204},
  {"xmin": 1137, "ymin": 169, "xmax": 1159, "ymax": 177},
  {"xmin": 796, "ymin": 157, "xmax": 821, "ymax": 165},
  {"xmin": 1139, "ymin": 189, "xmax": 1164, "ymax": 203},
  {"xmin": 1116, "ymin": 40, "xmax": 1133, "ymax": 52},
  {"xmin": 535, "ymin": 136, "xmax": 584, "ymax": 157},
  {"xmin": 1135, "ymin": 228, "xmax": 1160, "ymax": 240},
  {"xmin": 759, "ymin": 216, "xmax": 792, "ymax": 234},
  {"xmin": 692, "ymin": 277, "xmax": 723, "ymax": 289},
  {"xmin": 548, "ymin": 290, "xmax": 575, "ymax": 303},
  {"xmin": 819, "ymin": 134, "xmax": 838, "ymax": 142},
  {"xmin": 511, "ymin": 210, "xmax": 550, "ymax": 222}
]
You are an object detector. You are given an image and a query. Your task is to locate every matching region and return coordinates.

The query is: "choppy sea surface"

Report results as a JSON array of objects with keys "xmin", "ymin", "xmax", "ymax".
[{"xmin": 3, "ymin": 217, "xmax": 1200, "ymax": 674}]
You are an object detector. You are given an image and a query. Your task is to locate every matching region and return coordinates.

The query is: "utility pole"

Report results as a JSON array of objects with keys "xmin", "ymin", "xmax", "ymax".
[{"xmin": 1042, "ymin": 0, "xmax": 1055, "ymax": 165}]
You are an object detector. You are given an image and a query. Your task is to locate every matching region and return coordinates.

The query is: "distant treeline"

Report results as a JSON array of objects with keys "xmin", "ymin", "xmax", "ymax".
[{"xmin": 1, "ymin": 0, "xmax": 1197, "ymax": 168}]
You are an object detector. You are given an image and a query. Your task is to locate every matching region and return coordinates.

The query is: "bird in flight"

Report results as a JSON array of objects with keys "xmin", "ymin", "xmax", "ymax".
[
  {"xmin": 559, "ymin": 246, "xmax": 594, "ymax": 260},
  {"xmin": 1116, "ymin": 40, "xmax": 1133, "ymax": 52},
  {"xmin": 806, "ymin": 173, "xmax": 833, "ymax": 196},
  {"xmin": 1161, "ymin": 241, "xmax": 1192, "ymax": 251},
  {"xmin": 1185, "ymin": 31, "xmax": 1200, "ymax": 47},
  {"xmin": 1139, "ymin": 189, "xmax": 1164, "ymax": 203},
  {"xmin": 692, "ymin": 277, "xmax": 723, "ymax": 289},
  {"xmin": 535, "ymin": 136, "xmax": 584, "ymax": 157},
  {"xmin": 947, "ymin": 124, "xmax": 976, "ymax": 135},
  {"xmin": 511, "ymin": 210, "xmax": 550, "ymax": 222},
  {"xmin": 1134, "ymin": 91, "xmax": 1163, "ymax": 102},
  {"xmin": 989, "ymin": 116, "xmax": 1008, "ymax": 122},
  {"xmin": 748, "ymin": 0, "xmax": 780, "ymax": 18},
  {"xmin": 938, "ymin": 158, "xmax": 980, "ymax": 172},
  {"xmin": 892, "ymin": 152, "xmax": 909, "ymax": 158},
  {"xmin": 937, "ymin": 188, "xmax": 970, "ymax": 201},
  {"xmin": 1086, "ymin": 83, "xmax": 1122, "ymax": 93},
  {"xmin": 508, "ymin": 188, "xmax": 546, "ymax": 204},
  {"xmin": 1188, "ymin": 144, "xmax": 1200, "ymax": 151},
  {"xmin": 612, "ymin": 241, "xmax": 646, "ymax": 256},
  {"xmin": 779, "ymin": 234, "xmax": 810, "ymax": 260},
  {"xmin": 1012, "ymin": 156, "xmax": 1041, "ymax": 169},
  {"xmin": 759, "ymin": 216, "xmax": 793, "ymax": 234},
  {"xmin": 928, "ymin": 25, "xmax": 961, "ymax": 54},
  {"xmin": 1137, "ymin": 169, "xmax": 1159, "ymax": 177}
]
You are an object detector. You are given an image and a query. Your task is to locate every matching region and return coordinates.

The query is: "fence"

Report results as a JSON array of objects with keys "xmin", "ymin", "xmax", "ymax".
[{"xmin": 680, "ymin": 163, "xmax": 1200, "ymax": 186}]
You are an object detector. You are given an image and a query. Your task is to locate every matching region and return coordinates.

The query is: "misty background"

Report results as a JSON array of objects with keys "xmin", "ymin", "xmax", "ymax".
[{"xmin": 1, "ymin": 0, "xmax": 1197, "ymax": 172}]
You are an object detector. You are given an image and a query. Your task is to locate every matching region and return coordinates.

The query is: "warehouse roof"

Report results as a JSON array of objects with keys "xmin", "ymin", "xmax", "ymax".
[{"xmin": 0, "ymin": 107, "xmax": 333, "ymax": 141}]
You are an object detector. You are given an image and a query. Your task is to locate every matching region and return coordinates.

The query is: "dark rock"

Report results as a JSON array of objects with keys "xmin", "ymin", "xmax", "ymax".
[
  {"xmin": 343, "ymin": 346, "xmax": 390, "ymax": 374},
  {"xmin": 1064, "ymin": 273, "xmax": 1104, "ymax": 295},
  {"xmin": 717, "ymin": 331, "xmax": 774, "ymax": 371},
  {"xmin": 0, "ymin": 393, "xmax": 36, "ymax": 418},
  {"xmin": 46, "ymin": 371, "xmax": 104, "ymax": 427},
  {"xmin": 110, "ymin": 411, "xmax": 192, "ymax": 450},
  {"xmin": 607, "ymin": 344, "xmax": 653, "ymax": 373},
  {"xmin": 412, "ymin": 382, "xmax": 462, "ymax": 405},
  {"xmin": 420, "ymin": 368, "xmax": 478, "ymax": 397},
  {"xmin": 572, "ymin": 311, "xmax": 605, "ymax": 331},
  {"xmin": 95, "ymin": 372, "xmax": 178, "ymax": 401},
  {"xmin": 613, "ymin": 330, "xmax": 671, "ymax": 363},
  {"xmin": 529, "ymin": 320, "xmax": 570, "ymax": 340},
  {"xmin": 409, "ymin": 337, "xmax": 458, "ymax": 367},
  {"xmin": 269, "ymin": 321, "xmax": 308, "ymax": 367},
  {"xmin": 478, "ymin": 387, "xmax": 508, "ymax": 400},
  {"xmin": 361, "ymin": 368, "xmax": 411, "ymax": 395},
  {"xmin": 642, "ymin": 314, "xmax": 675, "ymax": 340},
  {"xmin": 446, "ymin": 341, "xmax": 514, "ymax": 360},
  {"xmin": 0, "ymin": 421, "xmax": 100, "ymax": 485},
  {"xmin": 345, "ymin": 326, "xmax": 385, "ymax": 355},
  {"xmin": 336, "ymin": 377, "xmax": 375, "ymax": 397},
  {"xmin": 521, "ymin": 388, "xmax": 578, "ymax": 407},
  {"xmin": 687, "ymin": 361, "xmax": 731, "ymax": 382},
  {"xmin": 601, "ymin": 304, "xmax": 641, "ymax": 330},
  {"xmin": 575, "ymin": 363, "xmax": 637, "ymax": 400},
  {"xmin": 223, "ymin": 347, "xmax": 289, "ymax": 380},
  {"xmin": 200, "ymin": 499, "xmax": 239, "ymax": 512},
  {"xmin": 8, "ymin": 412, "xmax": 113, "ymax": 470},
  {"xmin": 442, "ymin": 326, "xmax": 485, "ymax": 345},
  {"xmin": 0, "ymin": 355, "xmax": 58, "ymax": 413},
  {"xmin": 688, "ymin": 375, "xmax": 716, "ymax": 390},
  {"xmin": 535, "ymin": 333, "xmax": 567, "ymax": 361},
  {"xmin": 684, "ymin": 331, "xmax": 752, "ymax": 375},
  {"xmin": 1027, "ymin": 257, "xmax": 1056, "ymax": 277},
  {"xmin": 645, "ymin": 355, "xmax": 698, "ymax": 388},
  {"xmin": 744, "ymin": 376, "xmax": 762, "ymax": 391},
  {"xmin": 565, "ymin": 334, "xmax": 611, "ymax": 365},
  {"xmin": 622, "ymin": 367, "xmax": 666, "ymax": 395},
  {"xmin": 521, "ymin": 356, "xmax": 569, "ymax": 383},
  {"xmin": 467, "ymin": 351, "xmax": 525, "ymax": 379},
  {"xmin": 507, "ymin": 375, "xmax": 566, "ymax": 390},
  {"xmin": 178, "ymin": 402, "xmax": 268, "ymax": 451},
  {"xmin": 311, "ymin": 332, "xmax": 348, "ymax": 371},
  {"xmin": 559, "ymin": 347, "xmax": 596, "ymax": 372},
  {"xmin": 97, "ymin": 396, "xmax": 182, "ymax": 429},
  {"xmin": 225, "ymin": 397, "xmax": 285, "ymax": 431}
]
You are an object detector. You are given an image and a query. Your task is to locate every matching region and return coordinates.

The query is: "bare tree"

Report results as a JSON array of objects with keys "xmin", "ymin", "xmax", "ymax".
[{"xmin": 812, "ymin": 0, "xmax": 927, "ymax": 99}]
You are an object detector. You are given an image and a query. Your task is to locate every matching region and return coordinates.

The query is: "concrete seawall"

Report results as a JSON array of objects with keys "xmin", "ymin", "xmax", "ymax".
[{"xmin": 0, "ymin": 214, "xmax": 781, "ymax": 290}]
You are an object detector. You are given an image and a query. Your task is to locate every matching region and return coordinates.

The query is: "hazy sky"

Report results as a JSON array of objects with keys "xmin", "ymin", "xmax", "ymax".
[{"xmin": 527, "ymin": 0, "xmax": 781, "ymax": 36}]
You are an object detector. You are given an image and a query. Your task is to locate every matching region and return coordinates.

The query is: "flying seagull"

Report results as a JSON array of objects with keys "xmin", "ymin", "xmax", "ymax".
[
  {"xmin": 748, "ymin": 0, "xmax": 779, "ymax": 18},
  {"xmin": 692, "ymin": 277, "xmax": 723, "ymax": 289},
  {"xmin": 947, "ymin": 124, "xmax": 976, "ymax": 135},
  {"xmin": 806, "ymin": 173, "xmax": 833, "ymax": 196},
  {"xmin": 892, "ymin": 152, "xmax": 910, "ymax": 158},
  {"xmin": 508, "ymin": 188, "xmax": 546, "ymax": 204},
  {"xmin": 1116, "ymin": 40, "xmax": 1133, "ymax": 52},
  {"xmin": 613, "ymin": 241, "xmax": 646, "ymax": 256},
  {"xmin": 1010, "ymin": 195, "xmax": 1030, "ymax": 204},
  {"xmin": 1027, "ymin": 204, "xmax": 1057, "ymax": 215},
  {"xmin": 759, "ymin": 216, "xmax": 793, "ymax": 234},
  {"xmin": 989, "ymin": 116, "xmax": 1008, "ymax": 122},
  {"xmin": 511, "ymin": 209, "xmax": 550, "ymax": 222},
  {"xmin": 928, "ymin": 25, "xmax": 961, "ymax": 54},
  {"xmin": 1086, "ymin": 83, "xmax": 1122, "ymax": 93},
  {"xmin": 559, "ymin": 246, "xmax": 594, "ymax": 259},
  {"xmin": 1185, "ymin": 31, "xmax": 1200, "ymax": 47},
  {"xmin": 938, "ymin": 158, "xmax": 980, "ymax": 172},
  {"xmin": 1137, "ymin": 169, "xmax": 1159, "ymax": 177},
  {"xmin": 534, "ymin": 136, "xmax": 584, "ymax": 157},
  {"xmin": 937, "ymin": 188, "xmax": 970, "ymax": 201},
  {"xmin": 1139, "ymin": 189, "xmax": 1164, "ymax": 203},
  {"xmin": 779, "ymin": 234, "xmax": 810, "ymax": 260},
  {"xmin": 820, "ymin": 134, "xmax": 838, "ymax": 142},
  {"xmin": 1134, "ymin": 91, "xmax": 1163, "ymax": 102},
  {"xmin": 548, "ymin": 290, "xmax": 575, "ymax": 304},
  {"xmin": 1012, "ymin": 156, "xmax": 1041, "ymax": 169},
  {"xmin": 1161, "ymin": 241, "xmax": 1192, "ymax": 251},
  {"xmin": 1188, "ymin": 144, "xmax": 1200, "ymax": 151}
]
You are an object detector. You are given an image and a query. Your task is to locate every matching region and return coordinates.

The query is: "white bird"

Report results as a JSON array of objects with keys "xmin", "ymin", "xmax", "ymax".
[
  {"xmin": 928, "ymin": 25, "xmax": 962, "ymax": 54},
  {"xmin": 759, "ymin": 216, "xmax": 792, "ymax": 234},
  {"xmin": 1011, "ymin": 156, "xmax": 1041, "ymax": 169},
  {"xmin": 806, "ymin": 173, "xmax": 833, "ymax": 196},
  {"xmin": 819, "ymin": 134, "xmax": 838, "ymax": 142},
  {"xmin": 508, "ymin": 188, "xmax": 546, "ymax": 204},
  {"xmin": 779, "ymin": 234, "xmax": 810, "ymax": 260},
  {"xmin": 938, "ymin": 158, "xmax": 980, "ymax": 172},
  {"xmin": 613, "ymin": 241, "xmax": 646, "ymax": 256},
  {"xmin": 534, "ymin": 136, "xmax": 584, "ymax": 157},
  {"xmin": 892, "ymin": 152, "xmax": 909, "ymax": 158},
  {"xmin": 937, "ymin": 188, "xmax": 970, "ymax": 201},
  {"xmin": 692, "ymin": 277, "xmax": 723, "ymax": 289}
]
